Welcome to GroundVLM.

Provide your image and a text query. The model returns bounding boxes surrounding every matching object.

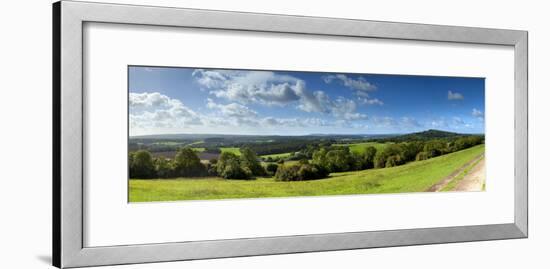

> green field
[260,152,292,159]
[220,147,241,155]
[333,142,389,154]
[129,145,484,202]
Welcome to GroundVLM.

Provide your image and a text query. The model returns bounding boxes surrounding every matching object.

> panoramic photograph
[128,66,485,202]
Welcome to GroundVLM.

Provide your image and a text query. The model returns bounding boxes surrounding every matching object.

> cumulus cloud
[193,69,301,106]
[331,97,368,120]
[323,74,383,106]
[129,92,202,129]
[193,69,367,121]
[206,99,258,119]
[447,90,464,100]
[130,92,176,108]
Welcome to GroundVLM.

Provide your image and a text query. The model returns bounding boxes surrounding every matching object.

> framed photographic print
[53,1,528,268]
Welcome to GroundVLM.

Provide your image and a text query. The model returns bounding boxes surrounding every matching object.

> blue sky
[129,66,484,136]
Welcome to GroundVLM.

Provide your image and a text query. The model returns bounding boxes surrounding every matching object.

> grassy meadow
[333,142,390,154]
[130,144,484,202]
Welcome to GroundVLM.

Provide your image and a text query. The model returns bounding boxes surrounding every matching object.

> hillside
[129,145,485,201]
[371,129,479,142]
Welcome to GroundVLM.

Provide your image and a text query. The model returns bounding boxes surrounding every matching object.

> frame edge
[56,1,529,267]
[52,1,62,268]
[514,31,529,237]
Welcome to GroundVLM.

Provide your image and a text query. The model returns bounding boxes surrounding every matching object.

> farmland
[129,129,485,202]
[333,142,389,154]
[129,144,484,202]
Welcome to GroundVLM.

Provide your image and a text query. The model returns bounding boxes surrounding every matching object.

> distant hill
[372,129,478,142]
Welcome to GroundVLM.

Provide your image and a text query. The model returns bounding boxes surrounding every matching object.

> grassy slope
[129,145,484,202]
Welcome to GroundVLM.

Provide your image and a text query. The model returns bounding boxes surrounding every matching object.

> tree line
[129,147,269,180]
[273,135,484,181]
[129,135,484,182]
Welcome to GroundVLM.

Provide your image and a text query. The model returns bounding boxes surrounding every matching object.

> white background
[0,0,546,268]
[85,23,514,246]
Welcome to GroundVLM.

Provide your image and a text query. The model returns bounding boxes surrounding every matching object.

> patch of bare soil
[452,158,485,192]
[426,154,484,192]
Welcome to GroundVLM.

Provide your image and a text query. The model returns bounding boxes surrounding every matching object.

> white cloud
[472,108,484,118]
[324,74,383,107]
[296,88,330,113]
[358,96,384,106]
[129,92,202,129]
[452,117,465,125]
[204,99,342,129]
[323,74,377,92]
[130,92,176,108]
[193,69,301,106]
[447,90,464,100]
[206,99,258,119]
[193,69,367,121]
[129,92,368,135]
[331,97,368,120]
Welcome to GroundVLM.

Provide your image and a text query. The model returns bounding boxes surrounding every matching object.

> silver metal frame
[53,1,528,268]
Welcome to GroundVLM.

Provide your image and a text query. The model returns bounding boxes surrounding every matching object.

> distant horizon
[129,128,485,138]
[129,66,485,136]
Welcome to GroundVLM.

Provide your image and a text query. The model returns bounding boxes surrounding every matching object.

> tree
[173,148,206,177]
[154,157,173,178]
[362,146,377,169]
[129,150,156,178]
[423,140,446,158]
[217,152,251,180]
[312,148,328,168]
[415,151,429,161]
[401,141,424,162]
[240,148,266,176]
[374,144,404,169]
[324,148,355,172]
[385,155,402,167]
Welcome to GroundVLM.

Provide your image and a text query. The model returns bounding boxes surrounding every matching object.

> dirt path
[452,158,485,191]
[427,154,485,192]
